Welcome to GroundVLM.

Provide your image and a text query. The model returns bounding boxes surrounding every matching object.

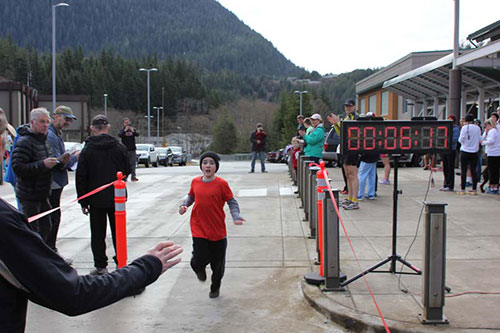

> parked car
[168,146,187,166]
[136,144,159,168]
[156,147,173,166]
[64,141,83,153]
[266,151,277,163]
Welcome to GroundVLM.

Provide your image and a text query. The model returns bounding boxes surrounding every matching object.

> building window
[403,100,408,114]
[360,98,365,114]
[381,91,389,116]
[369,95,376,114]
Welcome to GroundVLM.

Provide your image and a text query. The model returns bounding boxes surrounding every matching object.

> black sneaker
[209,289,220,298]
[196,269,207,282]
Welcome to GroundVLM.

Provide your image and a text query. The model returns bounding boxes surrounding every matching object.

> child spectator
[291,137,301,178]
[179,152,245,298]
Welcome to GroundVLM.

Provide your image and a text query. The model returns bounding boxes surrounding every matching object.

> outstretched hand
[234,218,245,225]
[179,205,187,215]
[147,241,183,274]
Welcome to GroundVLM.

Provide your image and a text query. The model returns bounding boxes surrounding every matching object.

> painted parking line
[237,189,268,197]
[279,187,294,196]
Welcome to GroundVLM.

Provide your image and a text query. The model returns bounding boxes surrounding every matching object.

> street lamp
[177,126,182,147]
[139,67,158,143]
[52,2,70,112]
[294,90,308,116]
[103,93,108,117]
[153,106,163,139]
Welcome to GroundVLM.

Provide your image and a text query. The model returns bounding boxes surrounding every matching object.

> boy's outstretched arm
[179,194,194,215]
[227,198,245,225]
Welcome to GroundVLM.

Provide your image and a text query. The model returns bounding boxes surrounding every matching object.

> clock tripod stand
[340,155,421,287]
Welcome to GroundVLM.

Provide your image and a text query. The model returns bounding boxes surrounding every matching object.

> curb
[300,280,477,333]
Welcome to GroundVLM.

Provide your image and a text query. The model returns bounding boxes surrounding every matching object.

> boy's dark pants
[191,237,227,292]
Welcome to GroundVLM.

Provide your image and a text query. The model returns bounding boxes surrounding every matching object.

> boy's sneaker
[90,267,108,276]
[379,179,391,185]
[365,195,375,200]
[340,200,352,208]
[343,202,359,210]
[209,289,220,298]
[357,195,364,201]
[195,269,207,282]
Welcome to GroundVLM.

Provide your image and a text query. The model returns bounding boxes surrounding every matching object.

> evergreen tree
[210,111,238,154]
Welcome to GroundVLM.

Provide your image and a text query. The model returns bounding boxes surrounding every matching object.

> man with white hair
[11,108,69,243]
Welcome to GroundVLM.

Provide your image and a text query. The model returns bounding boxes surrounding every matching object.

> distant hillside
[0,0,305,78]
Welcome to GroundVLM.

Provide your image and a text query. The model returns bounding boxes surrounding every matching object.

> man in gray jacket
[47,106,79,254]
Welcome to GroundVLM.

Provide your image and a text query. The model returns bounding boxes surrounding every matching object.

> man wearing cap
[76,115,131,275]
[11,108,70,242]
[47,106,79,255]
[329,99,360,210]
[298,113,325,163]
[249,123,267,173]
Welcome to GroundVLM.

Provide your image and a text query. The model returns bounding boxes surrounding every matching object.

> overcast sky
[216,0,500,75]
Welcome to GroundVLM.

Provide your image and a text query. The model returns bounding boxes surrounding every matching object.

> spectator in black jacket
[249,123,267,173]
[118,118,139,181]
[11,108,70,243]
[76,115,131,275]
[0,198,183,332]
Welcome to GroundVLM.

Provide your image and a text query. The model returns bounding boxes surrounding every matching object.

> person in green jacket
[298,113,325,164]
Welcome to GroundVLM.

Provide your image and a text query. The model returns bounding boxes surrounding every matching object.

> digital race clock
[340,120,453,155]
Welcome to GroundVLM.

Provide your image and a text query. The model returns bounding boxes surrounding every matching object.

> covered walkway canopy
[382,21,500,121]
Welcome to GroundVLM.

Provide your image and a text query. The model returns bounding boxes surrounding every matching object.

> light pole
[177,126,182,148]
[294,90,308,116]
[153,106,163,139]
[103,93,108,117]
[52,2,69,112]
[139,67,158,143]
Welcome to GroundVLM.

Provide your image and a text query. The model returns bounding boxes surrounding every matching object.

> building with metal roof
[355,20,500,122]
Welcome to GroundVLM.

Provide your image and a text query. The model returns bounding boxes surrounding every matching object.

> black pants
[89,206,117,269]
[488,156,500,187]
[191,237,227,292]
[460,151,478,190]
[47,188,63,251]
[442,150,456,190]
[19,197,52,244]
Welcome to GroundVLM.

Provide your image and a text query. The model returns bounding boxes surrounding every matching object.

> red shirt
[189,176,234,241]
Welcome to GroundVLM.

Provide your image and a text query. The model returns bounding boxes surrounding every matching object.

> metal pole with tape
[419,202,449,325]
[114,171,128,268]
[315,162,329,276]
[308,166,320,239]
[322,187,346,290]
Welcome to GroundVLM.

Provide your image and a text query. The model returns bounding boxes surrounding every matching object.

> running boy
[179,151,245,298]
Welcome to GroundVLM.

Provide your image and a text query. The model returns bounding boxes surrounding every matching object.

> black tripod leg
[396,256,421,274]
[341,257,392,287]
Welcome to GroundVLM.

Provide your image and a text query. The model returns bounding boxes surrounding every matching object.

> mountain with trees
[0,0,305,78]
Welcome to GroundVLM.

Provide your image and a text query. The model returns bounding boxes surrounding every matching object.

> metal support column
[322,188,346,290]
[419,202,449,325]
[308,166,320,239]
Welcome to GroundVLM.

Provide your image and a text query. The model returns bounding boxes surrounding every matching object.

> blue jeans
[358,161,376,198]
[251,151,266,172]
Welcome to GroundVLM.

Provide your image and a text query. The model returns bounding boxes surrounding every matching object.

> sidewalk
[299,165,500,332]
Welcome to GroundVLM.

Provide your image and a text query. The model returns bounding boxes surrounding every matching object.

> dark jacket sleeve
[118,128,125,138]
[11,137,50,178]
[0,200,162,317]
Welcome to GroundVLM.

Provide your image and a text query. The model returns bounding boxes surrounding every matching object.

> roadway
[0,161,345,332]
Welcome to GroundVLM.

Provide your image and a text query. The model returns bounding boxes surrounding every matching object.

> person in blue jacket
[298,113,325,164]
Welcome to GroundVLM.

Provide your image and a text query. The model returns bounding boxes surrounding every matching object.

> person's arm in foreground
[0,200,182,316]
